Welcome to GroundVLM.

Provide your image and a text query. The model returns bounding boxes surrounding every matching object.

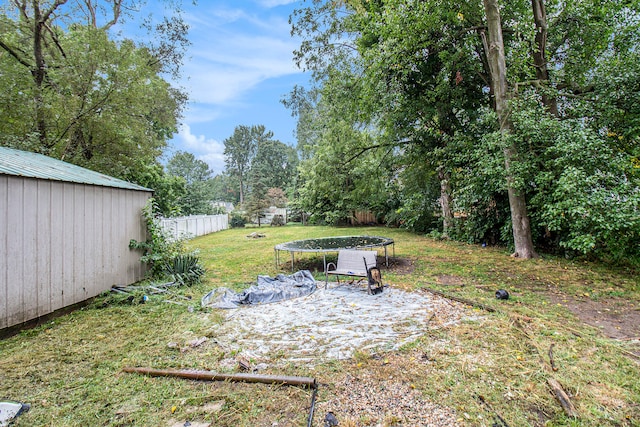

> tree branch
[0,39,32,68]
[41,0,69,24]
[43,22,66,59]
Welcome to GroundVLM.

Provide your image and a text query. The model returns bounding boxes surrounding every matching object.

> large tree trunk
[531,0,558,116]
[482,0,537,258]
[438,167,453,238]
[239,176,245,205]
[32,6,49,149]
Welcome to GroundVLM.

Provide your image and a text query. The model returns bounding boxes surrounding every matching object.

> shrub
[271,214,285,226]
[164,254,205,287]
[230,212,248,228]
[130,198,206,285]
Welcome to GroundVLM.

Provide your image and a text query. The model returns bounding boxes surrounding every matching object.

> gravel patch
[211,283,469,364]
[207,283,470,426]
[316,374,463,427]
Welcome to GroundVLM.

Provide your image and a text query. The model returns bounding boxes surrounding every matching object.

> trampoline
[274,235,395,271]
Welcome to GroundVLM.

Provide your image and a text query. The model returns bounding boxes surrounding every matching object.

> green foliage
[164,254,205,287]
[165,151,217,215]
[129,199,206,282]
[526,118,640,263]
[0,2,188,179]
[223,125,299,207]
[287,0,640,265]
[229,212,248,228]
[123,160,185,217]
[271,214,285,226]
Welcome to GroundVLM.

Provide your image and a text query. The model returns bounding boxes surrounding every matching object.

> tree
[481,0,537,258]
[209,172,240,203]
[123,160,185,217]
[166,151,215,215]
[223,124,296,205]
[251,139,299,192]
[289,0,640,263]
[223,125,258,205]
[167,151,212,185]
[0,0,189,178]
[267,188,288,208]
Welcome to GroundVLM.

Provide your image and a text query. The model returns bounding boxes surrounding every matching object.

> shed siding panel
[62,182,74,308]
[73,185,85,304]
[105,188,117,286]
[0,175,150,331]
[0,176,8,329]
[22,178,38,322]
[94,187,105,293]
[49,181,65,313]
[36,180,52,317]
[111,189,125,285]
[6,177,25,326]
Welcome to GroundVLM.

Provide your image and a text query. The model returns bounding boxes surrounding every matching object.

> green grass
[1,224,639,426]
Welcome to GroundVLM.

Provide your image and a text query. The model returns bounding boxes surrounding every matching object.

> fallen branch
[124,366,318,427]
[123,366,317,389]
[420,287,496,312]
[548,343,558,372]
[476,395,510,427]
[547,378,579,418]
[511,315,580,419]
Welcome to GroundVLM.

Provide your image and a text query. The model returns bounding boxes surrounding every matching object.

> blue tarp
[201,270,317,309]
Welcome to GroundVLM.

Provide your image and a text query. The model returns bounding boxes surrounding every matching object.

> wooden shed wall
[0,175,151,330]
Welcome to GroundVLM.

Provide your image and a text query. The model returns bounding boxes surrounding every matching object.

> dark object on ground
[495,289,510,300]
[548,378,579,418]
[477,395,510,427]
[367,265,384,295]
[201,270,316,309]
[324,411,339,427]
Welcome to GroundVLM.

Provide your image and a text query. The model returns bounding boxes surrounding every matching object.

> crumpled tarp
[0,401,30,427]
[201,270,317,309]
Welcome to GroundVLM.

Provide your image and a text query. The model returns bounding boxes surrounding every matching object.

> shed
[0,147,153,332]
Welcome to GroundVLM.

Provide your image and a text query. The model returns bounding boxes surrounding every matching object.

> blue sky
[159,0,309,175]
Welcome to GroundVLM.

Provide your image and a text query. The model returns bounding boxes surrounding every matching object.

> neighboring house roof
[0,147,152,192]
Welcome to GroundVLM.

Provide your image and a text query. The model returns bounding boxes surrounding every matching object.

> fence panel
[159,214,229,240]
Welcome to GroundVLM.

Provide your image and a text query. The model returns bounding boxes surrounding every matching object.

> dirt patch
[546,292,640,340]
[437,274,466,286]
[385,256,415,275]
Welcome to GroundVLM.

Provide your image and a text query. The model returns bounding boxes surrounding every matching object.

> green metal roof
[0,147,152,192]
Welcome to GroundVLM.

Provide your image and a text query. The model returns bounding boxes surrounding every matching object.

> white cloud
[178,6,302,106]
[168,2,306,167]
[174,124,226,174]
[256,0,299,7]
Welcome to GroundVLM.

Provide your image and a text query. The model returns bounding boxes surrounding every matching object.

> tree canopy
[223,124,299,208]
[287,0,640,264]
[0,0,189,181]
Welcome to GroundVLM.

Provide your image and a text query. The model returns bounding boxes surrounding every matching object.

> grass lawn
[1,224,638,426]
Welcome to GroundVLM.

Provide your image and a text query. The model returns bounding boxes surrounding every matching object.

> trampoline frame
[274,235,395,272]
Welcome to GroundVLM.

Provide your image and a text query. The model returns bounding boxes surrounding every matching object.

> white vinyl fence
[159,214,228,240]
